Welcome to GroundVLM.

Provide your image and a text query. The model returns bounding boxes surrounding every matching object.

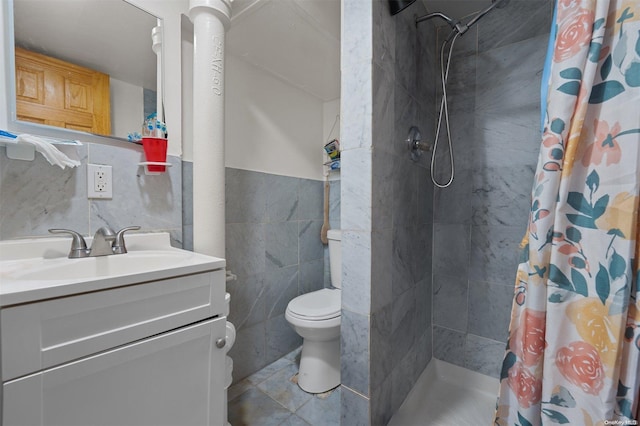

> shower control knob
[405,126,429,162]
[216,338,226,348]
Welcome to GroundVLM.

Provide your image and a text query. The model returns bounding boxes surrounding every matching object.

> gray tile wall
[341,0,436,423]
[0,143,182,244]
[380,0,436,421]
[182,165,331,382]
[431,0,553,378]
[340,0,374,420]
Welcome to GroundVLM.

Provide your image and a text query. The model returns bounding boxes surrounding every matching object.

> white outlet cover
[87,164,113,199]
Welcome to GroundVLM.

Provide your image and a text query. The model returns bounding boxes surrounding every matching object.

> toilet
[285,229,341,393]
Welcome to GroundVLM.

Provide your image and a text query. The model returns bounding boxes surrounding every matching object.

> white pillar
[188,0,231,259]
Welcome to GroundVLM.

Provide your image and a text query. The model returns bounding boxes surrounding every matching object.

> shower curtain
[495,0,640,425]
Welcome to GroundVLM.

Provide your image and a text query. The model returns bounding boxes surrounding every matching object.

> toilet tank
[327,230,341,289]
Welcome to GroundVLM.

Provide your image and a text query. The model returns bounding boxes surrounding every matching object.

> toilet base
[297,336,340,394]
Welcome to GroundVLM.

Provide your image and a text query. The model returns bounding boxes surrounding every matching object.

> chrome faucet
[48,228,89,258]
[49,226,140,258]
[89,227,117,257]
[112,226,141,254]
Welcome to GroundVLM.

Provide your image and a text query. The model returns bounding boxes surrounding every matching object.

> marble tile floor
[228,347,341,426]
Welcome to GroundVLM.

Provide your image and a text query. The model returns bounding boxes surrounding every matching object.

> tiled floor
[229,351,498,426]
[228,348,341,426]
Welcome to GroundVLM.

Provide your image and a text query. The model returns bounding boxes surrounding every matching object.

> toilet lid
[287,288,341,320]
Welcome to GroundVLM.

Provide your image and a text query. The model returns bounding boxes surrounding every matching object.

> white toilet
[285,229,341,393]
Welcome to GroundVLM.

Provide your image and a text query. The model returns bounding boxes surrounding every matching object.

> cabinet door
[15,47,111,135]
[3,317,227,426]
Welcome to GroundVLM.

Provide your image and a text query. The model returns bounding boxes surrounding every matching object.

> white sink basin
[4,250,194,281]
[0,232,225,306]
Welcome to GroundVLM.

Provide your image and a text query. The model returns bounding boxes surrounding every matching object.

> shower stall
[339,0,553,423]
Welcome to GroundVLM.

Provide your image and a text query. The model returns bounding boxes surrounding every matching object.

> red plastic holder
[142,137,168,173]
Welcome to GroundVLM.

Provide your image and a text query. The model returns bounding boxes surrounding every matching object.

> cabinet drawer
[2,269,225,381]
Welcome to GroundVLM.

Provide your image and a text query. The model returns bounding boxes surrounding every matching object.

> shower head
[492,0,510,8]
[389,0,417,15]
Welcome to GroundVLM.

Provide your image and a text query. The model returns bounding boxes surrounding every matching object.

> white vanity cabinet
[3,317,226,426]
[0,235,229,426]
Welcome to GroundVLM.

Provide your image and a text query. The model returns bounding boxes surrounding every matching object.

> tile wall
[431,0,553,378]
[182,164,338,382]
[340,0,436,423]
[0,142,182,244]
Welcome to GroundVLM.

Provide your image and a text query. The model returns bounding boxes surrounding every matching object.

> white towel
[14,134,81,169]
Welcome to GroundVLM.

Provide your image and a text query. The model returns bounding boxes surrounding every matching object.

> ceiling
[227,0,341,102]
[226,0,494,102]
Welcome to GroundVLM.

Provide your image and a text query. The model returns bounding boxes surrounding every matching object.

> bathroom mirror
[6,0,161,142]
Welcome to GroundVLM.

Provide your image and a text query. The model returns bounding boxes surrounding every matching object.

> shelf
[138,161,172,167]
[323,159,340,170]
[138,161,172,176]
[0,133,82,161]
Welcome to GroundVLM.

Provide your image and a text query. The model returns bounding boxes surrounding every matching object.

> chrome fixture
[405,126,430,162]
[411,0,510,187]
[48,228,89,258]
[89,227,117,257]
[112,226,143,254]
[49,226,141,258]
[414,0,510,31]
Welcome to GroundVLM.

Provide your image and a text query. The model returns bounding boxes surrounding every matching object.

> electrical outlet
[87,164,113,199]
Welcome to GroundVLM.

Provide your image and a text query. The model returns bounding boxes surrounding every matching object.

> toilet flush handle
[216,338,226,349]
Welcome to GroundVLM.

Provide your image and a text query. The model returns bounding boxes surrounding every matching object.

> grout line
[341,384,370,400]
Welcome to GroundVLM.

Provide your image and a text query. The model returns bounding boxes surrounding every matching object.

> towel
[13,134,81,169]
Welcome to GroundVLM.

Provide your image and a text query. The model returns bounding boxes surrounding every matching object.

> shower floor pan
[388,359,499,426]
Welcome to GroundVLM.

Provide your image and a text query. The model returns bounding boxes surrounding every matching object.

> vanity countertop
[0,232,225,307]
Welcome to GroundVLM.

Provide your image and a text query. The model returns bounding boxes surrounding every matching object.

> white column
[188,0,231,259]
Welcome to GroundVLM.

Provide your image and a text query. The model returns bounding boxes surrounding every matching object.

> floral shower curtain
[495,0,640,425]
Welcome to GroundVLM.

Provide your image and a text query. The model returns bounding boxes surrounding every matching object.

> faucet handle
[113,226,141,254]
[48,229,89,258]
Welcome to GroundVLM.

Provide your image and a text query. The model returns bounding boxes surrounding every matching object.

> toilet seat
[286,288,341,321]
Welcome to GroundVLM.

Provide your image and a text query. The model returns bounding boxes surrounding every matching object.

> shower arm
[415,12,468,40]
[416,0,505,37]
[465,1,501,29]
[452,0,508,36]
[415,12,456,28]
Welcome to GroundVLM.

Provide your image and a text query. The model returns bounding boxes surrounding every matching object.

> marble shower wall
[340,0,436,424]
[182,164,334,382]
[0,143,182,243]
[431,0,553,378]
